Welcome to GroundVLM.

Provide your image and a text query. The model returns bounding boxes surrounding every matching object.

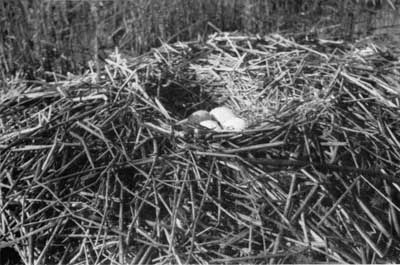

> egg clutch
[186,106,247,132]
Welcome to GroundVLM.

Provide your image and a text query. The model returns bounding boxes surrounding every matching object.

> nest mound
[1,33,400,264]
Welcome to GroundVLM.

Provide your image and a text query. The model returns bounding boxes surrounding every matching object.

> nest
[1,32,400,264]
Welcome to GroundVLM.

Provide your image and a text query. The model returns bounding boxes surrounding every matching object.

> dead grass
[1,32,400,264]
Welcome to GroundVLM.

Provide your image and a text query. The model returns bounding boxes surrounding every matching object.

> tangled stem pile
[1,33,400,264]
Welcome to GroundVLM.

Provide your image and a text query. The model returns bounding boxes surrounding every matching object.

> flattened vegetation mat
[1,33,400,264]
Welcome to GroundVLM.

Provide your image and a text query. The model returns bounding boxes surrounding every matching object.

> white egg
[199,120,221,131]
[209,106,237,125]
[222,117,247,131]
[188,110,212,124]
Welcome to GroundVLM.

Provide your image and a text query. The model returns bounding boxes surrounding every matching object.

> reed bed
[1,32,400,264]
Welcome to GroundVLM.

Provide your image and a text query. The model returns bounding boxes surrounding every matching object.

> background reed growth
[1,0,399,79]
